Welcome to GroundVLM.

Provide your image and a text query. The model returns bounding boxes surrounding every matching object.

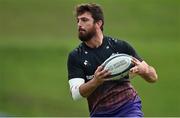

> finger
[95,66,104,73]
[130,66,138,73]
[98,68,109,77]
[101,71,111,79]
[131,59,138,66]
[131,57,140,65]
[131,69,138,73]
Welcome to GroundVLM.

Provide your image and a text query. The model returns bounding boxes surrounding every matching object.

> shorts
[91,96,144,117]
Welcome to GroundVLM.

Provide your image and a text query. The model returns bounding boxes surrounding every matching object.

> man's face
[77,12,96,41]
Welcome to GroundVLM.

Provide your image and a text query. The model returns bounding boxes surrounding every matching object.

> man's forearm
[141,66,158,83]
[79,78,102,97]
[79,66,110,97]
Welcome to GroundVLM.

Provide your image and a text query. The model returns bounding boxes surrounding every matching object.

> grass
[0,38,89,116]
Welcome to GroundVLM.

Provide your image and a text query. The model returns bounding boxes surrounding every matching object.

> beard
[78,26,96,42]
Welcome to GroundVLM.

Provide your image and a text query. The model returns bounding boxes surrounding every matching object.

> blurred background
[0,0,179,116]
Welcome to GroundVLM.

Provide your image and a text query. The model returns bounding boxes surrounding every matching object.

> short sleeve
[67,52,85,80]
[121,40,143,62]
[113,39,143,62]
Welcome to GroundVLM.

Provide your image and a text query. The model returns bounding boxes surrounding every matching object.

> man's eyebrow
[78,17,87,19]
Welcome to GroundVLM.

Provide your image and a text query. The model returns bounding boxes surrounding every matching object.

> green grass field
[0,0,179,116]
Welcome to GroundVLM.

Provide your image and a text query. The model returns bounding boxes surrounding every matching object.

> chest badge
[84,60,88,66]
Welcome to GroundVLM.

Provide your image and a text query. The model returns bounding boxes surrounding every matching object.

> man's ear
[95,20,103,29]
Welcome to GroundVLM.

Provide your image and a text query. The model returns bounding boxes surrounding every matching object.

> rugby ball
[101,53,134,81]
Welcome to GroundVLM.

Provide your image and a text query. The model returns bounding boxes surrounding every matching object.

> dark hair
[75,3,104,31]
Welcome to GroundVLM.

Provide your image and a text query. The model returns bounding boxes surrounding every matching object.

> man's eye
[76,18,80,23]
[82,18,88,22]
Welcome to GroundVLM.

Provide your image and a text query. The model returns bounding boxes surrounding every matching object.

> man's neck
[84,33,104,48]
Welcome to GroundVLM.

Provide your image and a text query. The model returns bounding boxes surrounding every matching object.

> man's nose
[77,20,82,27]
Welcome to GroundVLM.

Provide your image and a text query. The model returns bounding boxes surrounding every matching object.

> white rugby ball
[101,53,134,81]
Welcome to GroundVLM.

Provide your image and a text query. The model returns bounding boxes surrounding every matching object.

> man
[67,3,158,117]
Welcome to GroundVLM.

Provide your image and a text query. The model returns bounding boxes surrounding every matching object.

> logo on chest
[83,60,89,66]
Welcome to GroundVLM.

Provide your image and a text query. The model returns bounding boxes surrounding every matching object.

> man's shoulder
[105,35,126,46]
[68,43,84,57]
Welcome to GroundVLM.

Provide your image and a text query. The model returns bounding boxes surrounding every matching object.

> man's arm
[79,66,110,97]
[69,66,110,100]
[130,57,158,83]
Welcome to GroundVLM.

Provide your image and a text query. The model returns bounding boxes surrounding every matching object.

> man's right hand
[79,66,111,98]
[93,66,111,86]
